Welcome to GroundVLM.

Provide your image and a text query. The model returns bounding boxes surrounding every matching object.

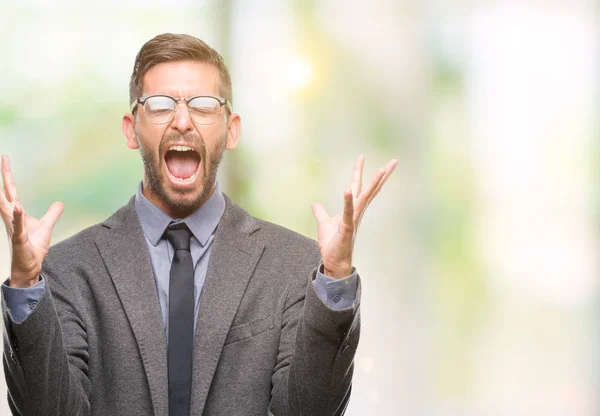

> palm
[316,213,348,272]
[25,216,54,250]
[1,156,63,284]
[312,156,398,279]
[11,214,52,272]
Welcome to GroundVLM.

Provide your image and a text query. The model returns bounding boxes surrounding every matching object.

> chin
[159,179,214,217]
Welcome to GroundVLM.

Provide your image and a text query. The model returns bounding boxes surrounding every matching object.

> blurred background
[0,0,598,414]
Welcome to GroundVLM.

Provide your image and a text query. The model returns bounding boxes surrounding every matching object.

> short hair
[129,33,232,111]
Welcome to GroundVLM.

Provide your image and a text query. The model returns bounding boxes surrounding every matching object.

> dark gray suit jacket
[2,196,360,415]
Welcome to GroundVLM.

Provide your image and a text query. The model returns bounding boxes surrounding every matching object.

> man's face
[122,60,240,218]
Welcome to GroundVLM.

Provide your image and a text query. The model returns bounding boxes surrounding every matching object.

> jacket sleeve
[269,261,362,416]
[2,263,91,416]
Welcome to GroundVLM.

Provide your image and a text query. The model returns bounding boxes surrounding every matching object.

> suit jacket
[2,195,361,416]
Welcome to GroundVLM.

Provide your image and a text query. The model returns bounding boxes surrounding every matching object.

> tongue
[165,151,200,179]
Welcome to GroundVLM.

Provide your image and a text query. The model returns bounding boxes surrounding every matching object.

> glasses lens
[188,97,221,125]
[144,96,176,124]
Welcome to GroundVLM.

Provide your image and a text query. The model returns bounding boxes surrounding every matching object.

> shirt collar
[134,182,225,247]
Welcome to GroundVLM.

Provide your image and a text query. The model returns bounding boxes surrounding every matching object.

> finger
[0,189,8,213]
[353,159,399,224]
[370,159,398,201]
[311,202,331,224]
[342,188,354,229]
[0,158,10,206]
[1,155,18,203]
[41,201,64,229]
[350,155,365,198]
[0,189,14,226]
[12,202,26,241]
[360,166,387,203]
[352,162,390,223]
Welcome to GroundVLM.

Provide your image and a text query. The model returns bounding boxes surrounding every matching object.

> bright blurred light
[359,356,375,373]
[284,56,314,91]
[468,4,598,306]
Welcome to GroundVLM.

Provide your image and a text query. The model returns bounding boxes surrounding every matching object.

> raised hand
[311,155,398,278]
[1,156,64,287]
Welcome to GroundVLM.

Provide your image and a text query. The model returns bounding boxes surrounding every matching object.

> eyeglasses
[130,95,232,125]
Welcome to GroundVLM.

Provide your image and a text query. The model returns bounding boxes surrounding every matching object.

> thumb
[41,201,64,229]
[311,202,330,224]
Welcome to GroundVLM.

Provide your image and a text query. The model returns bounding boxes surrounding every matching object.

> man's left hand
[311,155,398,279]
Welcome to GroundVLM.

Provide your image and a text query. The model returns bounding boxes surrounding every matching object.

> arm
[270,155,397,415]
[270,263,361,416]
[0,155,90,415]
[2,269,91,415]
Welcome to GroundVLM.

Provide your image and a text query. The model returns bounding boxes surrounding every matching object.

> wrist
[323,265,353,279]
[9,273,41,288]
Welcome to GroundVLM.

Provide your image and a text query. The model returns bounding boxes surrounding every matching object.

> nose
[170,101,194,134]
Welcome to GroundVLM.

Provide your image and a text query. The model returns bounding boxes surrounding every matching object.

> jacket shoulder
[255,217,318,255]
[45,197,135,268]
[224,195,320,262]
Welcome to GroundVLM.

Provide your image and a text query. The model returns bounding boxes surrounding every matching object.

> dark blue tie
[164,223,194,416]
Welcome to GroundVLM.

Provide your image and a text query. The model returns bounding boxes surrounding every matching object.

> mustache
[159,132,205,156]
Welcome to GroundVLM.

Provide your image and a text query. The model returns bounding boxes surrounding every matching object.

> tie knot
[163,222,192,251]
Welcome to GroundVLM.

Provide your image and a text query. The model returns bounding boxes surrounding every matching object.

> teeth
[169,145,194,152]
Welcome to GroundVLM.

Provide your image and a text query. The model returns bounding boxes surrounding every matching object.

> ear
[225,113,241,150]
[122,113,139,150]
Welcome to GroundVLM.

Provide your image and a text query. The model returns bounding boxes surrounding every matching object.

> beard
[137,131,226,217]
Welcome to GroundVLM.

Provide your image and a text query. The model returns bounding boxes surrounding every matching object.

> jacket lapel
[190,197,264,415]
[95,198,168,416]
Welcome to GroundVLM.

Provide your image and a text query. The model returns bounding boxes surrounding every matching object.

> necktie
[164,223,194,416]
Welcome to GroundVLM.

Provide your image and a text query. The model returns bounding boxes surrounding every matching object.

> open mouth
[164,145,201,184]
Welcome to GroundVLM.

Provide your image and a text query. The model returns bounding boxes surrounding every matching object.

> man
[0,34,397,415]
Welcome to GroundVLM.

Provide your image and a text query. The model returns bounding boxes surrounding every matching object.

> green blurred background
[1,1,598,415]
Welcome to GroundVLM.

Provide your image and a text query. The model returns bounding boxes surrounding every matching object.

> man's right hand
[1,155,64,288]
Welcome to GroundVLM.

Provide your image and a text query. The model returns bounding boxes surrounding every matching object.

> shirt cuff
[312,263,358,310]
[1,276,46,323]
